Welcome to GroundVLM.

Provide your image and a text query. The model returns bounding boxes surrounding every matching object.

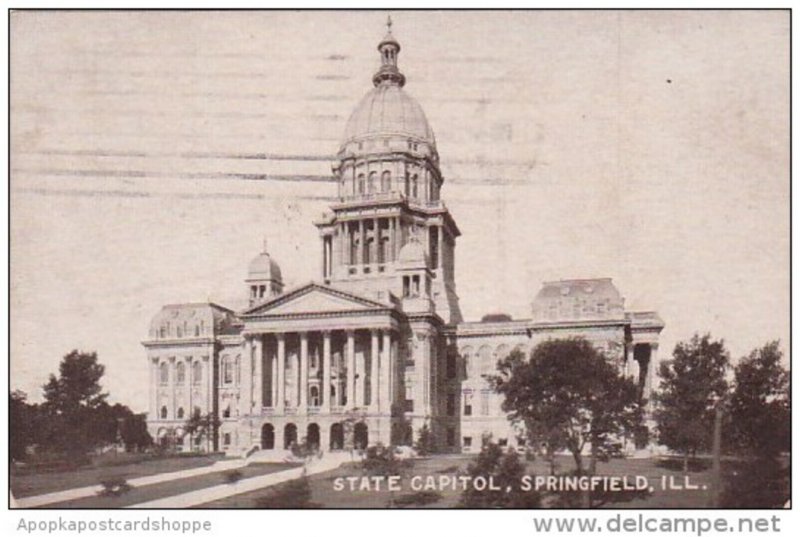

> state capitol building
[144,23,664,456]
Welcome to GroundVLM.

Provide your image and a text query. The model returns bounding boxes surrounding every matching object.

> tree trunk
[570,449,591,508]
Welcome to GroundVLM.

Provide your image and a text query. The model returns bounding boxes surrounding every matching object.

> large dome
[341,84,436,148]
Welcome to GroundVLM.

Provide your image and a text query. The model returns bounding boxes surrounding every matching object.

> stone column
[149,357,158,420]
[390,217,396,262]
[370,330,380,410]
[300,332,309,412]
[393,217,400,260]
[358,220,365,265]
[240,338,253,416]
[346,330,355,409]
[276,334,286,412]
[322,331,332,411]
[269,352,276,407]
[168,356,176,419]
[355,348,364,408]
[204,353,213,415]
[186,357,193,419]
[645,344,658,402]
[437,226,444,270]
[253,336,262,411]
[373,217,380,264]
[629,346,640,387]
[381,331,392,412]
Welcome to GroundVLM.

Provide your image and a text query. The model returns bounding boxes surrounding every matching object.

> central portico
[237,283,402,451]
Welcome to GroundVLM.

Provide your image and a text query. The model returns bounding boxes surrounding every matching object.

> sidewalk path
[14,459,248,508]
[128,454,348,508]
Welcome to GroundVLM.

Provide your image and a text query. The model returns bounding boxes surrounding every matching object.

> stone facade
[144,23,664,455]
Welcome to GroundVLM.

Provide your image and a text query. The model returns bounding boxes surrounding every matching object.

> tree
[95,403,153,452]
[458,438,541,508]
[10,390,39,461]
[184,409,220,452]
[414,423,434,455]
[720,341,790,508]
[653,334,729,471]
[727,341,789,457]
[41,350,109,455]
[489,339,643,479]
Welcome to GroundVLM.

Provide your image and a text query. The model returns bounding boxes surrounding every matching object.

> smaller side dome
[398,237,429,267]
[248,252,282,283]
[246,241,284,305]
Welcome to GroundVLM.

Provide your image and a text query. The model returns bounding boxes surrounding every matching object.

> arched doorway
[307,423,320,450]
[330,423,344,450]
[284,423,298,449]
[354,422,369,450]
[261,424,275,450]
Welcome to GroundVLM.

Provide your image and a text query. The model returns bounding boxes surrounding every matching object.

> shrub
[224,470,243,484]
[255,477,320,508]
[97,476,132,497]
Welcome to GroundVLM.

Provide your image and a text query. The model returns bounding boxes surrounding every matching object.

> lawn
[11,453,225,499]
[199,454,755,509]
[42,462,298,508]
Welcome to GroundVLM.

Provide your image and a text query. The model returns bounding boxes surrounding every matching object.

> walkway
[127,452,350,508]
[13,451,349,509]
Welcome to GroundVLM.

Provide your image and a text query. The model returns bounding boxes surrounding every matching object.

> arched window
[192,361,202,385]
[177,407,185,419]
[176,362,186,383]
[310,386,320,407]
[222,356,233,385]
[460,346,474,379]
[494,344,510,363]
[160,406,168,419]
[411,175,418,198]
[478,345,493,377]
[357,174,365,194]
[381,171,391,192]
[159,362,169,385]
[368,171,377,193]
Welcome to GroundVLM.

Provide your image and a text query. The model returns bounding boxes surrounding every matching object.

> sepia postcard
[8,9,790,512]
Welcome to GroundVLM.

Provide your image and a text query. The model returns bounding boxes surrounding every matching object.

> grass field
[44,462,297,508]
[10,453,224,499]
[14,452,787,509]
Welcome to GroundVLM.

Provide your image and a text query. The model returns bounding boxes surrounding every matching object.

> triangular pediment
[243,283,388,317]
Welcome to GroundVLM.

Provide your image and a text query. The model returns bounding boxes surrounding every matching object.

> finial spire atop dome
[373,15,405,88]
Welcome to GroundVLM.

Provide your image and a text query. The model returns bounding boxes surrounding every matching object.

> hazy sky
[10,11,789,412]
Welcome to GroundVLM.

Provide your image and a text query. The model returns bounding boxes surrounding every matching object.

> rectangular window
[480,392,490,416]
[404,399,414,412]
[446,353,456,379]
[446,393,456,416]
[463,436,472,449]
[463,393,473,416]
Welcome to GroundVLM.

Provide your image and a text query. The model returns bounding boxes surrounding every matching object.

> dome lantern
[373,15,406,88]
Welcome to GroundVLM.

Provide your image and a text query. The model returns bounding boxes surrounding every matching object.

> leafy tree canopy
[728,340,789,457]
[653,334,729,467]
[490,338,643,475]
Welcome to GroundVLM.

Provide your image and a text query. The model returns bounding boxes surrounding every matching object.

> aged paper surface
[9,10,789,511]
